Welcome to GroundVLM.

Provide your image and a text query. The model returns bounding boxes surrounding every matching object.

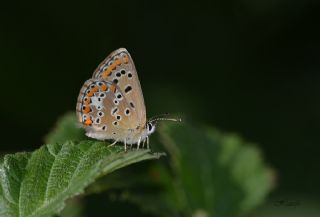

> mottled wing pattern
[76,79,138,141]
[92,48,146,128]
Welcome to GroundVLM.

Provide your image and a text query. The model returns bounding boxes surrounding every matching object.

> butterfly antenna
[148,113,169,122]
[151,117,182,123]
[149,113,182,123]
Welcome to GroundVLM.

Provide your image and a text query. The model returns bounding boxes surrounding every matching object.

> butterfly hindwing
[92,48,146,128]
[76,79,138,141]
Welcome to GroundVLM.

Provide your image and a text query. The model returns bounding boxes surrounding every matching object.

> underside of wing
[76,79,140,141]
[91,48,146,127]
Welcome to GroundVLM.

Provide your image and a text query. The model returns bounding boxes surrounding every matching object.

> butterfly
[76,48,180,150]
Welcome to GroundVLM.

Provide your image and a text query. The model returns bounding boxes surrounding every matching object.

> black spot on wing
[125,86,132,93]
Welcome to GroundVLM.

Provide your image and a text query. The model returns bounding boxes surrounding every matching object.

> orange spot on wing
[83,97,90,105]
[123,55,129,64]
[92,86,99,92]
[100,84,108,91]
[102,56,125,79]
[87,86,98,97]
[87,91,94,97]
[84,117,93,126]
[83,106,91,113]
[101,59,122,79]
[115,58,121,65]
[102,68,112,79]
[111,61,117,70]
[110,84,116,93]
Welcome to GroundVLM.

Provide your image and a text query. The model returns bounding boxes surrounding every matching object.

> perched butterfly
[76,48,179,150]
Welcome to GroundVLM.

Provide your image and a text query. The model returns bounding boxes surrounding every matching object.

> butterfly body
[76,48,157,148]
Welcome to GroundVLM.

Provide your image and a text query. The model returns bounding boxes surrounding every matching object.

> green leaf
[107,162,181,217]
[158,122,274,217]
[45,112,86,144]
[0,141,164,217]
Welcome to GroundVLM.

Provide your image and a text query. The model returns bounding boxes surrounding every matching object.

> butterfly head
[146,114,181,136]
[146,121,156,135]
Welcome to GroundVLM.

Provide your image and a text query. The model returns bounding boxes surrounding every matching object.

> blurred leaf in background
[118,122,274,217]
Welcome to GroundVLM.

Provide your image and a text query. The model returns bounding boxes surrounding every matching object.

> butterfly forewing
[92,48,146,128]
[76,79,138,141]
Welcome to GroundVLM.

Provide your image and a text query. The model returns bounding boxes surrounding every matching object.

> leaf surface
[0,141,163,217]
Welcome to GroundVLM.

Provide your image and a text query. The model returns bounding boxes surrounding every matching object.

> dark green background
[1,0,319,215]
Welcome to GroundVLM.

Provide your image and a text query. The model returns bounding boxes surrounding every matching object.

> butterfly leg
[147,136,150,149]
[124,138,127,152]
[108,139,118,147]
[137,137,141,150]
[142,139,146,149]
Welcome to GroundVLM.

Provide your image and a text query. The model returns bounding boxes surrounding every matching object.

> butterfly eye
[147,123,155,133]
